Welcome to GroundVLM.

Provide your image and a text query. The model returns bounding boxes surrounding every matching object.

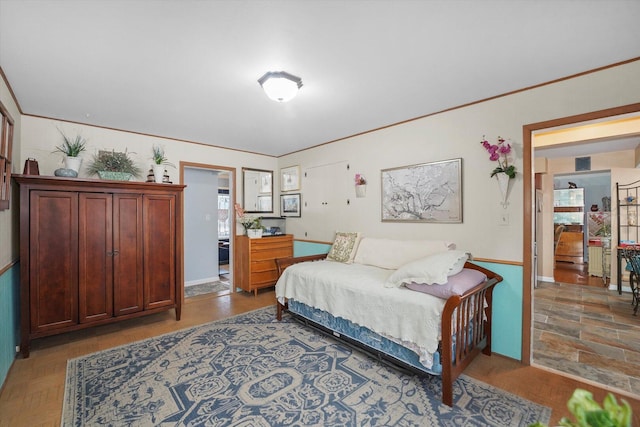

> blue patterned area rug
[62,306,550,426]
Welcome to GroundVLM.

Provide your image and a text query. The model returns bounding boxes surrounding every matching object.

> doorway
[525,103,640,397]
[551,172,612,288]
[181,162,235,298]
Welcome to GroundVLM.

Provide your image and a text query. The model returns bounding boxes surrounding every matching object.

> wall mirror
[242,168,273,213]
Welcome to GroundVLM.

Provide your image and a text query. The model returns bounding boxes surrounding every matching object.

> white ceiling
[1,0,639,157]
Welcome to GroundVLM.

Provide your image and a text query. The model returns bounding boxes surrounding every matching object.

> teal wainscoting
[0,263,19,389]
[293,240,331,257]
[475,261,523,361]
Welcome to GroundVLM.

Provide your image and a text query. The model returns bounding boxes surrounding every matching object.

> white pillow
[353,238,455,269]
[326,231,362,263]
[385,250,469,287]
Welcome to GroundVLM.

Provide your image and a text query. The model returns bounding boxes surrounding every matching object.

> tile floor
[534,281,640,396]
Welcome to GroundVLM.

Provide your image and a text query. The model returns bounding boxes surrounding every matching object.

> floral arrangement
[480,136,517,179]
[234,203,262,231]
[355,174,366,185]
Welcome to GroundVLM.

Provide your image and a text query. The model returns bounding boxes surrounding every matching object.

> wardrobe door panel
[113,194,144,316]
[78,193,113,323]
[143,194,176,310]
[29,191,78,332]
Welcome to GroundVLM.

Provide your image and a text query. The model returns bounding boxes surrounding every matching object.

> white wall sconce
[355,173,367,198]
[258,71,303,102]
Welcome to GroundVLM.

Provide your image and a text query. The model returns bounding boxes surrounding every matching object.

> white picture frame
[381,158,462,223]
[280,165,300,192]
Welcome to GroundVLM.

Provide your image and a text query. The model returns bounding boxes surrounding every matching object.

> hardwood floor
[554,261,608,287]
[1,289,639,426]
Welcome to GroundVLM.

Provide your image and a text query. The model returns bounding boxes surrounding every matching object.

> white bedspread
[275,260,446,368]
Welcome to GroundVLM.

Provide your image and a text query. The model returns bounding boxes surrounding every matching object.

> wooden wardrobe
[14,175,185,357]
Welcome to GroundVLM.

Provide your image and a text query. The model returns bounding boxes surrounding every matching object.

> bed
[274,237,503,407]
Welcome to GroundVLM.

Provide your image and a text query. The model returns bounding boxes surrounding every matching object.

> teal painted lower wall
[0,263,19,390]
[292,241,523,361]
[474,261,523,360]
[293,240,331,257]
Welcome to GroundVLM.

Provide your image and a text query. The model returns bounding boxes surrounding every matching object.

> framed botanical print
[280,165,300,192]
[381,158,462,223]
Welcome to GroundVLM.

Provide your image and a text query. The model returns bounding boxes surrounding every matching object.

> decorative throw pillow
[385,250,469,287]
[405,268,487,299]
[326,232,362,263]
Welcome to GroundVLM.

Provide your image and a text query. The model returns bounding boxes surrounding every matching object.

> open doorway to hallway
[182,163,235,299]
[528,105,640,398]
[551,171,612,288]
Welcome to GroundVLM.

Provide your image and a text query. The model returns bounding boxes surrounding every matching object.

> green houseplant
[53,130,87,173]
[86,149,142,181]
[530,388,632,427]
[151,145,174,183]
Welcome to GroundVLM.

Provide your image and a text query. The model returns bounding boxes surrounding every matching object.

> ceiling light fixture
[258,71,303,103]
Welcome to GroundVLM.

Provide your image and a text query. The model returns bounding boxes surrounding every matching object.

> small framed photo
[258,195,272,212]
[281,193,301,217]
[280,165,300,192]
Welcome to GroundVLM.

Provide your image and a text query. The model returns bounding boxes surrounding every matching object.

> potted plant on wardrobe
[151,145,175,183]
[53,130,87,174]
[86,149,142,181]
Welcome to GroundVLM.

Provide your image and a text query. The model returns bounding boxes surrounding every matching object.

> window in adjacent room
[218,189,230,239]
[0,101,14,210]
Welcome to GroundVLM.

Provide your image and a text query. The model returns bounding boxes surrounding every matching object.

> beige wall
[7,60,640,267]
[537,151,636,281]
[279,60,640,262]
[0,74,21,269]
[13,117,279,266]
[20,115,278,198]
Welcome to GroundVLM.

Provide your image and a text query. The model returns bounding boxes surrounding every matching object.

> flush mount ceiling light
[258,71,303,102]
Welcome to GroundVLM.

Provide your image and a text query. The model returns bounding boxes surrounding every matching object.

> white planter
[495,173,512,207]
[247,229,263,238]
[65,156,82,173]
[153,164,165,183]
[355,184,366,198]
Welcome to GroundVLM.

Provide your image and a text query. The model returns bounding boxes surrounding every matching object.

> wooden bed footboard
[275,254,328,321]
[440,261,503,406]
[274,255,503,408]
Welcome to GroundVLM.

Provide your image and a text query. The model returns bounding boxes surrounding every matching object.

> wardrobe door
[113,194,144,316]
[78,193,113,323]
[143,193,176,310]
[29,190,78,332]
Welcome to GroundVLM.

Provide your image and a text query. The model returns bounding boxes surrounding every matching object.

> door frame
[180,161,236,288]
[522,102,640,364]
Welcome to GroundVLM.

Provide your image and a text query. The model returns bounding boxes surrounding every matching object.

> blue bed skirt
[288,299,442,375]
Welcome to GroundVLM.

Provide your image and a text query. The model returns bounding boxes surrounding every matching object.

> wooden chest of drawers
[555,231,584,264]
[234,234,293,295]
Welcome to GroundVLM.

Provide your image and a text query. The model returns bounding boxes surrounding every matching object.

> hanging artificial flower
[234,203,262,231]
[480,136,517,179]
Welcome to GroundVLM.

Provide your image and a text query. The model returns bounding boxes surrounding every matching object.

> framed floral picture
[381,158,462,223]
[281,193,301,217]
[280,165,300,192]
